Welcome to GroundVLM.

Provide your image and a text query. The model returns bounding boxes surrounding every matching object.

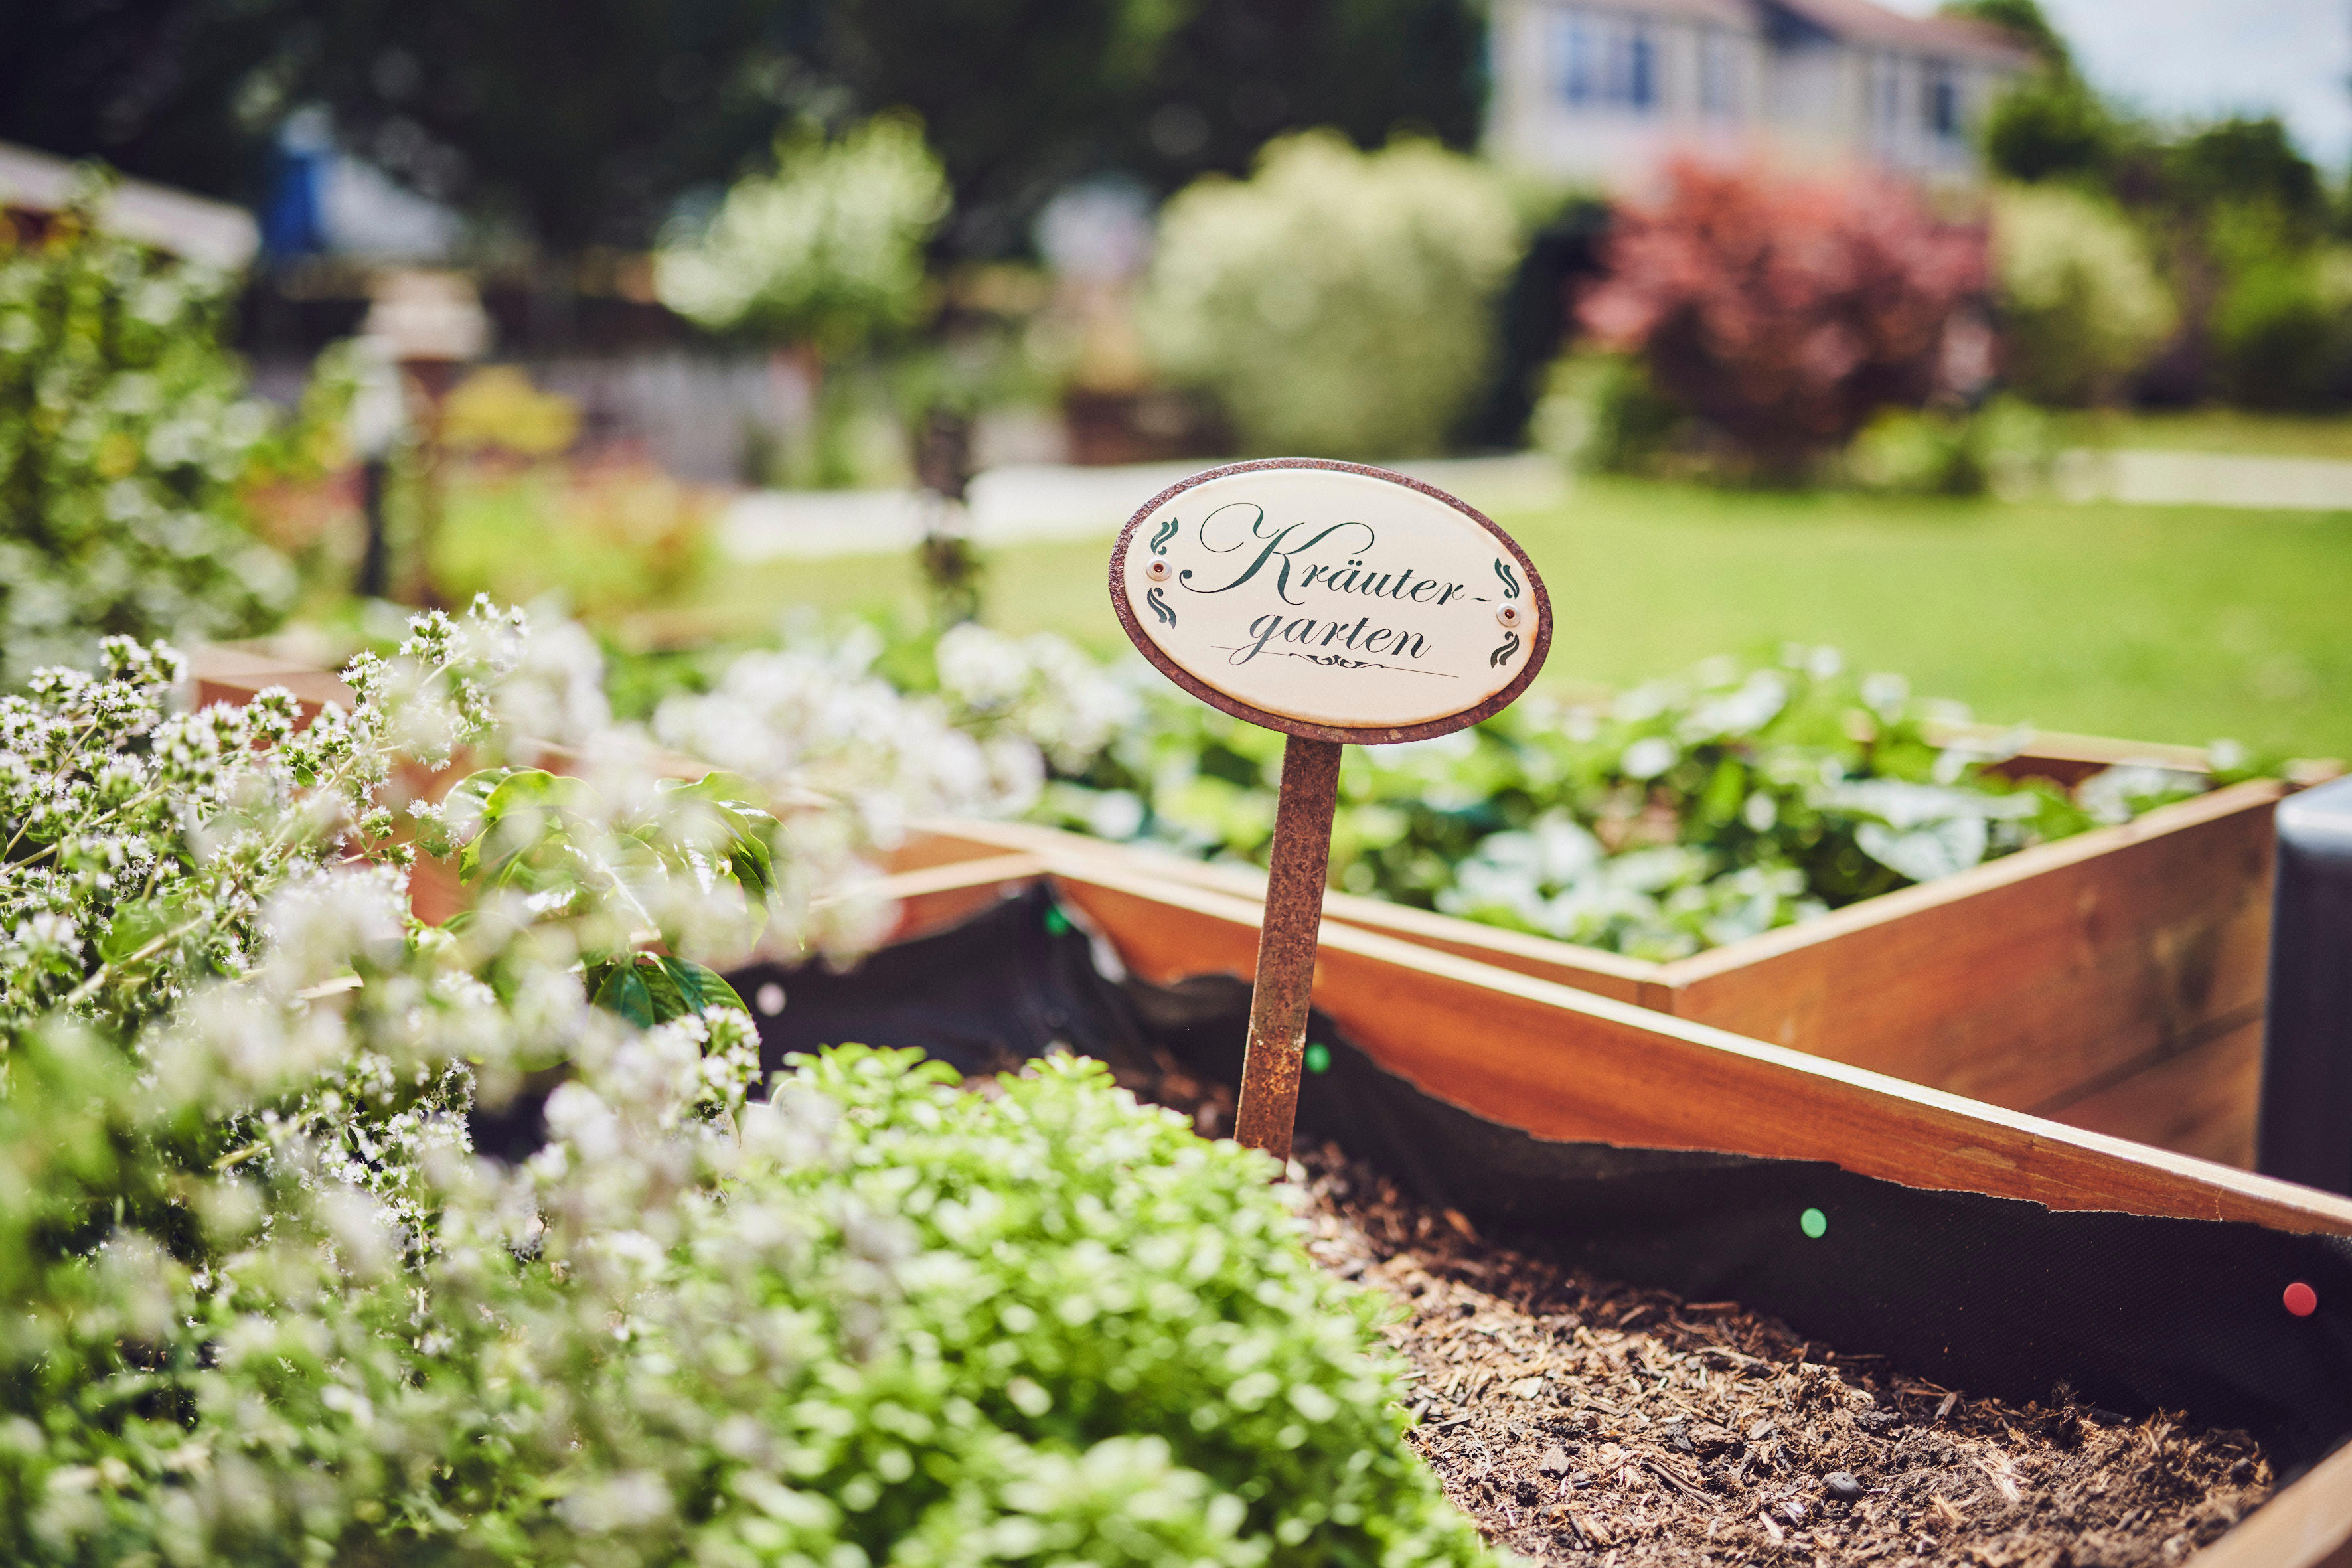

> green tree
[2165,116,2327,234]
[1948,0,2128,187]
[3,0,1486,262]
[1940,0,2069,68]
[1981,73,2122,185]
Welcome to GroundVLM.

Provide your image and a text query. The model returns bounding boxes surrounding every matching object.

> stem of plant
[1233,734,1343,1166]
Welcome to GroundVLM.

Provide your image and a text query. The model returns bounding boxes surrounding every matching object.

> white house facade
[1485,0,2034,189]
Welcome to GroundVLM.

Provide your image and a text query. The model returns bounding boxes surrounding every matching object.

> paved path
[718,446,2352,564]
[719,453,1570,562]
[2053,448,2352,512]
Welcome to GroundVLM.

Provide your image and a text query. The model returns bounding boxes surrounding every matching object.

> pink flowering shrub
[1578,159,1988,473]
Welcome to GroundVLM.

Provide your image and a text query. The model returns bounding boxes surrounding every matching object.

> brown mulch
[1098,1044,2276,1564]
[1287,1138,2273,1568]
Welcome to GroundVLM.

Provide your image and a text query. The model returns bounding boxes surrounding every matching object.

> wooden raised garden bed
[826,846,2352,1567]
[190,647,2308,1168]
[898,738,2301,1170]
[187,647,2352,1561]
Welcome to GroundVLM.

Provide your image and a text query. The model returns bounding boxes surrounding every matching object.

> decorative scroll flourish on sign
[1110,459,1549,743]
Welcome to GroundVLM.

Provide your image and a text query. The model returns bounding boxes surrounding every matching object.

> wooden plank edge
[1929,720,2215,774]
[1656,777,2286,988]
[2030,1004,2266,1118]
[907,816,1664,993]
[2187,1440,2352,1568]
[912,783,2284,1007]
[1038,857,2352,1240]
[814,854,1047,909]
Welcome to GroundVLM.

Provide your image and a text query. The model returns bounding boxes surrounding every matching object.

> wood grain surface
[911,775,2283,1165]
[1040,854,2352,1239]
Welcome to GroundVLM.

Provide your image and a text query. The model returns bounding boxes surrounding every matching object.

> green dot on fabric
[1043,906,1071,936]
[1304,1042,1332,1075]
[1800,1208,1828,1239]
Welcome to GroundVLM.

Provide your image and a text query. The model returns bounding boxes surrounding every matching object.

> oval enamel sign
[1109,459,1550,743]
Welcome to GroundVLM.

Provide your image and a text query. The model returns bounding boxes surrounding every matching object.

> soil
[1289,1139,2274,1568]
[1111,1038,2274,1565]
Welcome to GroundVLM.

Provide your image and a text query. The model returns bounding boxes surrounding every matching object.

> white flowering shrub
[930,621,1141,776]
[1142,133,1519,458]
[1993,184,2177,406]
[0,175,295,688]
[653,623,1063,848]
[655,116,949,355]
[0,603,1491,1568]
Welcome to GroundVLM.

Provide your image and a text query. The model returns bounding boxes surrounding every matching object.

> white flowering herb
[0,601,1496,1568]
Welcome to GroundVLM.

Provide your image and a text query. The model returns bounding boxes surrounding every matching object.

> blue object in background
[2259,773,2352,1196]
[260,110,334,260]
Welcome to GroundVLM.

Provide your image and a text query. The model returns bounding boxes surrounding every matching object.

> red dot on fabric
[2284,1282,2319,1318]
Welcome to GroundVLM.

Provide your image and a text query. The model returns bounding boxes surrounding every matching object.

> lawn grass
[680,476,2352,763]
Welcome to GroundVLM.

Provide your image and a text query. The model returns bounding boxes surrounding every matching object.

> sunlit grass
[683,476,2352,762]
[2063,407,2352,462]
[426,457,2352,763]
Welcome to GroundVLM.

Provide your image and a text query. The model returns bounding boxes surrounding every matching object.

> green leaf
[589,958,657,1028]
[98,900,168,964]
[657,957,747,1018]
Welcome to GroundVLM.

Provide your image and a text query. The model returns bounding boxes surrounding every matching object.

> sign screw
[1496,603,1522,628]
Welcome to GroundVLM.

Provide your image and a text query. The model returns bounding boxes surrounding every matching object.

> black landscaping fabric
[730,883,2352,1478]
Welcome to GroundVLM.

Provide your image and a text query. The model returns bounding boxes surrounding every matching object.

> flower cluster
[0,613,499,1036]
[929,621,1141,778]
[650,623,1121,954]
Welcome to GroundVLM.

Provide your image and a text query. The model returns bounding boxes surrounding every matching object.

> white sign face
[1111,461,1548,740]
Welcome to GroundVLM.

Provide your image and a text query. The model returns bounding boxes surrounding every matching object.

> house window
[1552,8,1660,112]
[1867,52,1903,143]
[1699,27,1741,118]
[1926,62,1960,139]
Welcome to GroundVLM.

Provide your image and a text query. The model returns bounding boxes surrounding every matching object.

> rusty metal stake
[1233,734,1344,1164]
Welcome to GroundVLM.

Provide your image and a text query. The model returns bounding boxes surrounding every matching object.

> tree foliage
[1,0,1486,258]
[1991,184,2175,406]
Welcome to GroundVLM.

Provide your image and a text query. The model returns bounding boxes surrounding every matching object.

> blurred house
[1486,0,2033,188]
[0,139,259,268]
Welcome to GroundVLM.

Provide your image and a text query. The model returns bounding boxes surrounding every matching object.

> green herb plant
[1036,646,2221,961]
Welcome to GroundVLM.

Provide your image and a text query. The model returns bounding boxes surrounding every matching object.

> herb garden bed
[898,748,2291,1169]
[737,861,2352,1568]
